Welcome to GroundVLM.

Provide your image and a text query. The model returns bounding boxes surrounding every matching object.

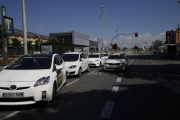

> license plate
[2,93,24,98]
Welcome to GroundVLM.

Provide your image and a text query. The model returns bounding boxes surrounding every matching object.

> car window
[83,53,87,59]
[88,55,99,58]
[108,55,124,59]
[6,56,52,69]
[80,53,84,59]
[56,55,63,65]
[54,57,60,65]
[62,54,79,61]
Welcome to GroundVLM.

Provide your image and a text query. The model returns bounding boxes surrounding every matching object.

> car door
[80,53,86,71]
[82,53,88,69]
[100,54,105,65]
[54,56,63,88]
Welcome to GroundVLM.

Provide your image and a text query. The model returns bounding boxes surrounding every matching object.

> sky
[1,0,180,48]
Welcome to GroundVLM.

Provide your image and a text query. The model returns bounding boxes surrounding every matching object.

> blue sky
[1,0,180,48]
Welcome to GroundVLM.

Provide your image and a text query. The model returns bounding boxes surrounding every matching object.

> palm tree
[11,38,21,55]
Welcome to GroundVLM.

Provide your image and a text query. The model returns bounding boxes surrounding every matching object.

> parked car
[104,53,128,72]
[0,54,67,105]
[88,53,106,67]
[62,52,89,77]
[103,53,110,59]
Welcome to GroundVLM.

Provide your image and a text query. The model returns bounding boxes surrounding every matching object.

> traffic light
[135,32,138,37]
[166,31,170,36]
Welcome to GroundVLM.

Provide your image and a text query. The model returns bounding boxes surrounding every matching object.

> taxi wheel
[78,68,82,77]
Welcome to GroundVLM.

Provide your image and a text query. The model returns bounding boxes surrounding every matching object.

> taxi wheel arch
[50,81,57,102]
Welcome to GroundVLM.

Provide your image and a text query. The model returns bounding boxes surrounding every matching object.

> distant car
[104,53,128,72]
[88,53,106,67]
[103,53,110,59]
[62,52,89,77]
[0,54,67,105]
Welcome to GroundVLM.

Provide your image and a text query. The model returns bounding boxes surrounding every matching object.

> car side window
[56,55,63,65]
[83,53,87,59]
[54,57,60,65]
[80,53,84,59]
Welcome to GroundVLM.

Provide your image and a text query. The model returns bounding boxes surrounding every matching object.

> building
[89,38,101,52]
[166,28,180,49]
[50,30,89,52]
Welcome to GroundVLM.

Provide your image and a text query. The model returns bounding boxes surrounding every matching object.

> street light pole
[176,24,179,51]
[37,24,44,51]
[116,24,119,50]
[22,0,27,54]
[100,6,106,53]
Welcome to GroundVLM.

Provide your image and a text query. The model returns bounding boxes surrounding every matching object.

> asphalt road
[0,51,180,120]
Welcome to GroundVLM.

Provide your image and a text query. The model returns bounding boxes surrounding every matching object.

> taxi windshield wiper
[27,54,42,68]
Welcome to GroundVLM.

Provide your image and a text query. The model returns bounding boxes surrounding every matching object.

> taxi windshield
[62,54,79,61]
[6,56,52,69]
[88,55,99,58]
[108,55,124,59]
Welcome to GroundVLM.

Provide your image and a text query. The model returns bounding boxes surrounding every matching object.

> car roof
[23,54,54,57]
[64,52,81,54]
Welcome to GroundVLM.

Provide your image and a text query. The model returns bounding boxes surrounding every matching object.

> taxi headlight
[95,59,99,62]
[69,65,77,69]
[34,76,50,87]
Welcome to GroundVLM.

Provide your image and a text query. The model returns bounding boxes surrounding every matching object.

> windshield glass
[6,56,52,69]
[103,54,109,56]
[62,54,79,61]
[108,55,124,59]
[88,55,99,58]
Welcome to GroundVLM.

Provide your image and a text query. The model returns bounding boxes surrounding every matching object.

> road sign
[4,16,14,35]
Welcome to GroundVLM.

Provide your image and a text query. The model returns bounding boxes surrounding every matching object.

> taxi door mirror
[56,65,63,70]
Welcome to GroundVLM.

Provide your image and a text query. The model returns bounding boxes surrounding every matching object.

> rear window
[108,55,124,59]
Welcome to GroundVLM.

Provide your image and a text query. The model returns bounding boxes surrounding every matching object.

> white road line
[116,78,122,82]
[128,59,134,65]
[92,72,98,75]
[65,79,80,86]
[157,75,170,84]
[100,101,114,118]
[87,71,95,75]
[99,72,102,75]
[0,111,20,120]
[111,86,119,93]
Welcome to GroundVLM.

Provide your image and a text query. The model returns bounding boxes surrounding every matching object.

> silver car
[104,53,128,72]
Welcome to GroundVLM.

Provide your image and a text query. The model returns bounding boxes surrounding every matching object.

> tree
[35,39,43,51]
[11,38,21,55]
[153,40,163,50]
[27,41,33,54]
[47,36,58,43]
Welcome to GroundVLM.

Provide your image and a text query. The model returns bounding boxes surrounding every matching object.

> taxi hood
[0,69,49,82]
[64,61,79,68]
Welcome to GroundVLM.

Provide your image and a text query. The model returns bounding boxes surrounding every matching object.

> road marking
[128,59,134,65]
[100,101,114,118]
[65,79,80,86]
[1,111,20,120]
[111,86,119,93]
[87,71,95,75]
[116,78,122,82]
[92,72,98,75]
[157,75,170,84]
[99,72,102,75]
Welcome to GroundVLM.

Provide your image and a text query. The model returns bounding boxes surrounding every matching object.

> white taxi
[62,52,89,77]
[88,53,106,67]
[0,54,66,105]
[104,53,128,72]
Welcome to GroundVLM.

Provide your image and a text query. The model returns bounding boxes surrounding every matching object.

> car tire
[86,65,90,72]
[64,74,67,85]
[78,68,82,77]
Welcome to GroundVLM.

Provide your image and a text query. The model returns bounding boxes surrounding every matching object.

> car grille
[0,97,34,102]
[107,63,120,65]
[0,87,30,90]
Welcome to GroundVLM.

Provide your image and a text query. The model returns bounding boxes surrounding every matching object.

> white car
[88,54,106,67]
[0,54,67,105]
[104,53,128,72]
[62,52,89,77]
[103,53,110,59]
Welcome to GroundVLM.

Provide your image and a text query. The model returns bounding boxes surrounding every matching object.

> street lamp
[116,24,119,50]
[175,24,179,51]
[100,6,106,53]
[37,24,44,51]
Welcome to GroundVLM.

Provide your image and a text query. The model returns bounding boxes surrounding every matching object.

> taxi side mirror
[56,65,63,70]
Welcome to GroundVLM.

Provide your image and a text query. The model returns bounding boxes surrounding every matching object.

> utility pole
[22,0,27,54]
[116,24,119,50]
[1,6,8,66]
